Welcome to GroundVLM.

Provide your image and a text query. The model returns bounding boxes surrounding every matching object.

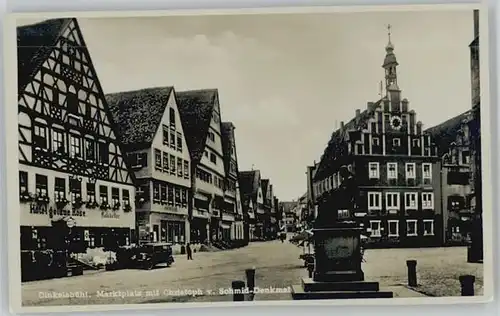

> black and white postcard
[4,3,493,313]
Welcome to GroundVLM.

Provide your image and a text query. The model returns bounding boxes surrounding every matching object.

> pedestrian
[186,243,193,260]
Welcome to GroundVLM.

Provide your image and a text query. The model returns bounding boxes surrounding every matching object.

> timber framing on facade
[17,18,136,252]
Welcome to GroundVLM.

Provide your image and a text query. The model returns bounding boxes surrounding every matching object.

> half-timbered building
[221,122,245,245]
[312,30,443,248]
[17,19,136,253]
[106,87,192,249]
[176,89,229,244]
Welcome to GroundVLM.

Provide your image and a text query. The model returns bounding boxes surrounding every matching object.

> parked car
[133,242,175,270]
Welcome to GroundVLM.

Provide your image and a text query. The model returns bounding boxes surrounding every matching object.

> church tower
[382,25,402,109]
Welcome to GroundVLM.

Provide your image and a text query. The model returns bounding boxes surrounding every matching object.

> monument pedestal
[291,222,393,300]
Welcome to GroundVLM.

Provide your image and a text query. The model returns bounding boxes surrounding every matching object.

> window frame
[154,149,162,170]
[35,174,48,197]
[385,192,400,210]
[162,124,169,145]
[33,122,48,149]
[406,219,418,237]
[369,220,382,237]
[177,157,183,178]
[404,192,418,210]
[368,162,380,179]
[405,162,416,179]
[422,192,434,209]
[367,192,382,211]
[388,220,399,237]
[19,171,28,195]
[387,162,398,179]
[423,219,435,236]
[422,163,432,180]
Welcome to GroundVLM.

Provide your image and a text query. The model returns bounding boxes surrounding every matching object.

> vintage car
[133,242,175,270]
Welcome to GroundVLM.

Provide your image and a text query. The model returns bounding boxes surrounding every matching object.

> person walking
[186,243,193,260]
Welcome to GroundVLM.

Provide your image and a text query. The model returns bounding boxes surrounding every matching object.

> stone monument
[291,166,393,299]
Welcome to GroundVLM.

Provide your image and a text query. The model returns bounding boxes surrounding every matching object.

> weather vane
[387,24,392,42]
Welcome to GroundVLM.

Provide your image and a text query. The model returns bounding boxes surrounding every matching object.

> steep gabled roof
[176,89,218,164]
[314,99,382,180]
[239,170,261,202]
[17,18,72,93]
[425,110,471,157]
[261,179,270,199]
[105,87,174,151]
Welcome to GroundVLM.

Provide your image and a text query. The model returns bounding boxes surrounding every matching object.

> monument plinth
[313,222,364,283]
[291,221,393,300]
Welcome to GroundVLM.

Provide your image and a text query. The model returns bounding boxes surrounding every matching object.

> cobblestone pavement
[363,246,484,297]
[21,242,484,307]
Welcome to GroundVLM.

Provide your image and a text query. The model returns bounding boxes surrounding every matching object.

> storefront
[20,200,135,251]
[191,192,211,244]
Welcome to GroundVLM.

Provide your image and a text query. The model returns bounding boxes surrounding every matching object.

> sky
[18,9,474,201]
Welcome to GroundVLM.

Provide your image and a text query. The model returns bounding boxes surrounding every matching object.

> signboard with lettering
[101,210,120,219]
[30,203,48,215]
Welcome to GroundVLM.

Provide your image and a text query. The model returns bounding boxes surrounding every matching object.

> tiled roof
[105,87,174,151]
[425,110,471,157]
[239,170,261,201]
[314,99,382,181]
[17,18,72,93]
[176,89,218,164]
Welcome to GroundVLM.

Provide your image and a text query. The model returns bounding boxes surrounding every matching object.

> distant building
[239,170,265,240]
[312,29,443,248]
[177,89,228,244]
[107,87,192,249]
[261,179,276,239]
[280,201,298,233]
[17,19,136,253]
[220,122,245,244]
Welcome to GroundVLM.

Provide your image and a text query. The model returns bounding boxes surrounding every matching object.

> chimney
[340,121,345,131]
[473,9,479,38]
[355,109,361,118]
[367,102,374,110]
